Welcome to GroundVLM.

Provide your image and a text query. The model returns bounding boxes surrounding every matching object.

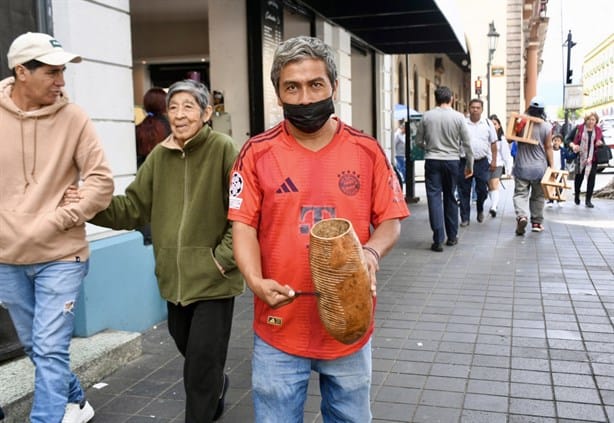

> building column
[525,41,539,109]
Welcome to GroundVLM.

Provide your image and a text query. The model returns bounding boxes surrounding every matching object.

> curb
[0,330,142,422]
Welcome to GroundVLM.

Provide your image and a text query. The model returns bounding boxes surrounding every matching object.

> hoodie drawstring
[19,115,39,192]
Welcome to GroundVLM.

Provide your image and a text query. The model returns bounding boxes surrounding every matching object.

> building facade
[0,0,548,337]
[584,33,614,119]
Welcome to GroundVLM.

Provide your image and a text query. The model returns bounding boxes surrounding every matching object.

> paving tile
[469,366,510,382]
[463,393,508,413]
[556,401,607,422]
[384,373,427,389]
[460,409,508,423]
[67,183,614,423]
[418,389,464,408]
[509,398,556,417]
[552,372,597,388]
[371,401,415,421]
[511,369,551,385]
[510,382,553,400]
[374,386,421,404]
[412,405,460,422]
[423,376,467,392]
[554,386,601,404]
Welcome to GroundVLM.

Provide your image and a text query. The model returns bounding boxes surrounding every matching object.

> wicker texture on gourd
[309,218,372,344]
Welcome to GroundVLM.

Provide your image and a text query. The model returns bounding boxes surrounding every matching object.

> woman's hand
[60,185,82,207]
[572,144,580,153]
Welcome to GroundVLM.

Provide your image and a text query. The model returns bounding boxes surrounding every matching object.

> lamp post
[486,21,500,116]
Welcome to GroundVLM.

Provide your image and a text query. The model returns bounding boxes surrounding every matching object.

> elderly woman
[570,112,604,207]
[68,79,243,422]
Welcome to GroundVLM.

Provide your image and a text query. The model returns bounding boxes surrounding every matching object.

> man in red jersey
[228,36,409,422]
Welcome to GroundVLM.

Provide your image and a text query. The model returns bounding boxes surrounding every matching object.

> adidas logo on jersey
[276,177,299,193]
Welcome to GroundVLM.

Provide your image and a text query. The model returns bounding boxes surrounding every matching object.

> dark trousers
[425,159,460,244]
[574,164,597,203]
[458,157,490,222]
[167,298,235,423]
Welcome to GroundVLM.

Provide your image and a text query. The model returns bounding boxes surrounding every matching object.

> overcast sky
[538,0,613,109]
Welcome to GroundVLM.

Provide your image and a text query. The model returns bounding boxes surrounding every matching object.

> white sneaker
[62,400,94,423]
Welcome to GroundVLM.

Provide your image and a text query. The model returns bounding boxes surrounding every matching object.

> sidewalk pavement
[5,175,614,422]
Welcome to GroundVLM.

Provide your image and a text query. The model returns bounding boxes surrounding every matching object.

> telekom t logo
[299,206,335,234]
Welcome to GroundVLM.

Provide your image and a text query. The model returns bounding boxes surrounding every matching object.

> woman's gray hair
[166,79,210,111]
[270,36,337,96]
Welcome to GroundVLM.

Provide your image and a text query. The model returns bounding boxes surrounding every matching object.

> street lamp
[486,21,500,116]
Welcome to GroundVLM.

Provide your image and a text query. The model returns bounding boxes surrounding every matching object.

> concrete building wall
[209,0,250,143]
[52,0,136,236]
[506,0,523,116]
[50,0,166,335]
[458,0,508,118]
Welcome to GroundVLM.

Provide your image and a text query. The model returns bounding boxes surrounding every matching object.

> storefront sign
[491,66,504,77]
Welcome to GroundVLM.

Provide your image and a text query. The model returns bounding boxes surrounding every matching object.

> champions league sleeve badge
[229,171,244,210]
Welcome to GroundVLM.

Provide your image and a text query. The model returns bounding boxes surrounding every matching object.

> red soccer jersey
[228,119,409,359]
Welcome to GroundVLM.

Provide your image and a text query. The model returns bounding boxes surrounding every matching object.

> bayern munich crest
[337,170,360,196]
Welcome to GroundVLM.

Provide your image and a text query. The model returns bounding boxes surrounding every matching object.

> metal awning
[297,0,470,68]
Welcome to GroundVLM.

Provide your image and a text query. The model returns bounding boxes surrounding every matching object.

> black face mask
[282,97,335,133]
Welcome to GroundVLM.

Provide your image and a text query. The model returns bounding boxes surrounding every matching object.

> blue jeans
[252,335,372,422]
[395,155,406,181]
[458,157,490,222]
[425,159,460,244]
[0,260,89,423]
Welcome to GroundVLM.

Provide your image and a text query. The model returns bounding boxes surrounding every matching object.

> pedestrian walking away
[487,114,513,216]
[510,96,553,235]
[416,86,473,252]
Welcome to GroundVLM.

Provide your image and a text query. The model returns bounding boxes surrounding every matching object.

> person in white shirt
[458,99,497,225]
[487,115,513,216]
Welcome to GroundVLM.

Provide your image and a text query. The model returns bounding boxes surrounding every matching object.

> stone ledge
[0,330,141,423]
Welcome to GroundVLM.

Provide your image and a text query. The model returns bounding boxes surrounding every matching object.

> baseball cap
[529,96,544,108]
[7,32,82,70]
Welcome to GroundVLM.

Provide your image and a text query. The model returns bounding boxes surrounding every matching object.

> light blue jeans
[0,260,89,423]
[252,335,372,423]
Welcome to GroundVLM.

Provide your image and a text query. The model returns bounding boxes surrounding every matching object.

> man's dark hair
[434,86,453,105]
[469,98,483,107]
[11,59,46,78]
[526,105,546,120]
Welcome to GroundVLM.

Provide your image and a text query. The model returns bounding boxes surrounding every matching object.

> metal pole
[487,58,491,116]
[404,54,418,203]
[563,30,575,138]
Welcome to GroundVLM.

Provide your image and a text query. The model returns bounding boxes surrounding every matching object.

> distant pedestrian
[416,86,473,252]
[487,115,513,217]
[458,99,497,225]
[511,97,553,235]
[394,120,406,179]
[569,112,604,208]
[135,87,171,167]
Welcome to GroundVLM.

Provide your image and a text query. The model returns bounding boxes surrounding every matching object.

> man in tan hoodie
[0,32,113,423]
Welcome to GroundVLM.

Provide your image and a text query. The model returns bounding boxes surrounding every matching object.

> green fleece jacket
[91,125,244,305]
